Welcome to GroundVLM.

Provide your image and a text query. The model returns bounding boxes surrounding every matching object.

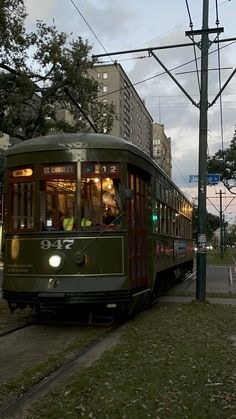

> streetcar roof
[5,133,131,154]
[5,133,153,166]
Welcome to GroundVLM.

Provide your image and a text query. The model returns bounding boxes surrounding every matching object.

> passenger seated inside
[103,203,121,225]
[103,207,116,224]
[63,216,74,231]
[81,217,92,227]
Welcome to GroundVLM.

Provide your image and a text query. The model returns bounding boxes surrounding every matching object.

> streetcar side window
[8,167,35,232]
[11,182,35,230]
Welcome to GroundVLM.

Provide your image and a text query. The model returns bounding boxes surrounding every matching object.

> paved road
[161,264,236,305]
[174,265,234,294]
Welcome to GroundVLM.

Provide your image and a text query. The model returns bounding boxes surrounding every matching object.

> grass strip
[28,302,236,419]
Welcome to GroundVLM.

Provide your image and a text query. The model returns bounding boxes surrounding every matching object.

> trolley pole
[196,0,209,302]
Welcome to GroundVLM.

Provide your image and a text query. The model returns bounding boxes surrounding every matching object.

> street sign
[189,174,221,184]
[189,175,199,183]
[207,174,221,184]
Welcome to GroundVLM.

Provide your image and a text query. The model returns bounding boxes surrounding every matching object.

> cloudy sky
[25,0,236,219]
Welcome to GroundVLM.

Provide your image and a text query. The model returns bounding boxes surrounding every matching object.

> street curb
[158,296,236,305]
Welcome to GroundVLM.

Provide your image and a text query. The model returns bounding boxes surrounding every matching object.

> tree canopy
[192,206,221,244]
[0,0,116,140]
[207,129,236,193]
[226,223,236,247]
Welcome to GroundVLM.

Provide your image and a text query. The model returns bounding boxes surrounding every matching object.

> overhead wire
[69,0,110,56]
[67,0,139,140]
[172,159,196,197]
[68,0,140,103]
[69,0,197,104]
[96,39,236,102]
[136,0,231,49]
[184,0,201,92]
[69,0,236,120]
[212,0,233,210]
[215,0,225,178]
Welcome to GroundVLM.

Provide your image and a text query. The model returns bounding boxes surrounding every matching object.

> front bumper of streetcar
[2,288,132,310]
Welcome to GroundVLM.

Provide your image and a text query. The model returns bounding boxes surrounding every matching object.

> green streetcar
[2,133,193,314]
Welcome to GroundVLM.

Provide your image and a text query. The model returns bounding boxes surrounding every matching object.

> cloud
[25,0,57,22]
[25,0,137,54]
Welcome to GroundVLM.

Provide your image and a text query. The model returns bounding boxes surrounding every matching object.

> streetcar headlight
[49,255,62,268]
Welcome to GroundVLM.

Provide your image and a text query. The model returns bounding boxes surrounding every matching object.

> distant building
[152,123,172,178]
[90,63,153,157]
[0,132,10,149]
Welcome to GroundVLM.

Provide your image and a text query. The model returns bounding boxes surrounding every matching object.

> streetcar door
[127,170,149,288]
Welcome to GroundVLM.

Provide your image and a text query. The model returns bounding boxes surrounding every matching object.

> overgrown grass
[28,302,236,419]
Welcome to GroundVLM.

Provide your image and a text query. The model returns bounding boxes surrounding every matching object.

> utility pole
[196,0,209,302]
[185,0,223,301]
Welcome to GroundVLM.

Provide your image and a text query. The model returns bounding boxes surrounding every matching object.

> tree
[192,206,221,244]
[225,223,236,247]
[207,129,236,194]
[0,0,27,67]
[0,1,116,140]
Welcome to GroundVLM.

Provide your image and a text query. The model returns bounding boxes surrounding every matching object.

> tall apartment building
[90,63,153,157]
[153,123,172,178]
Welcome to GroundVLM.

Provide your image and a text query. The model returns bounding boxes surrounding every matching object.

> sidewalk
[159,264,236,305]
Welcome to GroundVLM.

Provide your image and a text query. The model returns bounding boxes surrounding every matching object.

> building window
[103,85,108,93]
[103,72,108,79]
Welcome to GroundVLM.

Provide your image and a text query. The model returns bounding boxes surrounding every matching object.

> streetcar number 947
[41,239,75,250]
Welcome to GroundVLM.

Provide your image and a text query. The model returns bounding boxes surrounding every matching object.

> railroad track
[0,309,114,338]
[0,324,119,418]
[182,270,196,290]
[0,319,34,338]
[0,307,35,338]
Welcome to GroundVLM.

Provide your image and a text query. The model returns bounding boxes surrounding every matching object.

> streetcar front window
[81,176,122,227]
[40,179,76,231]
